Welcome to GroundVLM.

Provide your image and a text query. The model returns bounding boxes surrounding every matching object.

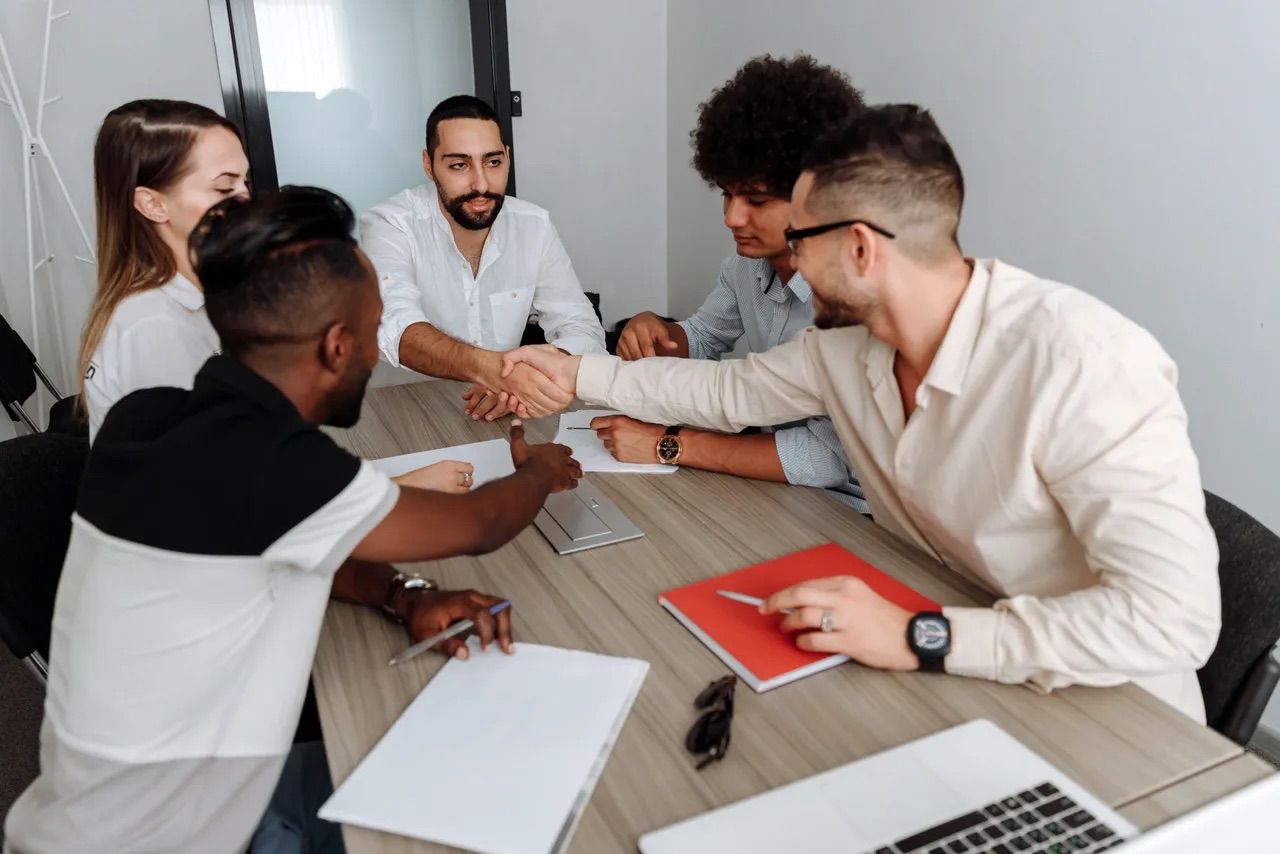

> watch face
[912,615,950,652]
[657,436,680,463]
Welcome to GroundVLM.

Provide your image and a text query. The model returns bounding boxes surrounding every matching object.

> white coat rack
[0,0,96,425]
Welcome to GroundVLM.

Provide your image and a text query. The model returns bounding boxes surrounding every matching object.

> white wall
[666,0,1280,735]
[506,0,667,329]
[0,0,224,410]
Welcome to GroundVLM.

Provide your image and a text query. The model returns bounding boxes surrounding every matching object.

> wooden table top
[314,379,1253,853]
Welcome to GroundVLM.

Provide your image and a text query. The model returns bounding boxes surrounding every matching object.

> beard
[813,294,865,330]
[811,265,871,330]
[436,180,505,231]
[325,360,374,429]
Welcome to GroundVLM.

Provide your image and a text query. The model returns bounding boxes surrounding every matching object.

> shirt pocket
[487,287,536,347]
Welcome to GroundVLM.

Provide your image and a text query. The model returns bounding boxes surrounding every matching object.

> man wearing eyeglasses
[599,55,870,513]
[499,105,1220,722]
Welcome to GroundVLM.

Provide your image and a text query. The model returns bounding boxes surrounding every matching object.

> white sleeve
[263,462,400,576]
[531,221,606,355]
[361,209,431,367]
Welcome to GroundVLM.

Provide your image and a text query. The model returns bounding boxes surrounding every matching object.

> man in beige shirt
[503,104,1220,721]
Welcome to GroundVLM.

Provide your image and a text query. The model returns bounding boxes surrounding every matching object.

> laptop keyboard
[861,782,1125,854]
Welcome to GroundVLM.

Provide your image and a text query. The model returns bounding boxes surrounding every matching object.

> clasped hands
[461,345,584,421]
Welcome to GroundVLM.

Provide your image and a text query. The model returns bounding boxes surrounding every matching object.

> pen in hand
[389,600,513,667]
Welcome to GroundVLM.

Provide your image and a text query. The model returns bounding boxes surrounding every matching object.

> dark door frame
[206,0,516,195]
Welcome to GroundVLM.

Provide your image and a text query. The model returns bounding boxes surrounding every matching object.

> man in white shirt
[499,105,1221,721]
[361,95,606,420]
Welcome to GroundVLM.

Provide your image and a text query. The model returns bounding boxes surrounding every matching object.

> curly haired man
[601,54,869,513]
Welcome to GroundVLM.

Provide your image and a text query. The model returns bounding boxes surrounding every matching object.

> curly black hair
[691,54,864,197]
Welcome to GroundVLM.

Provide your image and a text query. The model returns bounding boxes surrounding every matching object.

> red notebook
[658,543,939,692]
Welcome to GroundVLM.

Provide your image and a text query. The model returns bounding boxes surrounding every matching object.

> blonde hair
[78,99,241,398]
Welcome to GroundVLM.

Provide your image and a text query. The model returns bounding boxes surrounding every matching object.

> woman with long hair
[79,99,473,491]
[80,98,248,439]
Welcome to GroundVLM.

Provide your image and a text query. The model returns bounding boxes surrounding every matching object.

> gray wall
[667,0,1280,731]
[507,0,667,328]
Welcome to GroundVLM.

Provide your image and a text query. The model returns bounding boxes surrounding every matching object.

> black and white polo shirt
[4,356,399,854]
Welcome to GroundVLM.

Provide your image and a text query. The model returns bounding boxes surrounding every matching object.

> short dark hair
[425,94,501,153]
[802,104,965,261]
[691,54,864,197]
[190,186,368,356]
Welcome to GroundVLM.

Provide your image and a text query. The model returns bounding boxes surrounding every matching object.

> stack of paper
[370,438,514,485]
[554,410,677,475]
[319,642,649,854]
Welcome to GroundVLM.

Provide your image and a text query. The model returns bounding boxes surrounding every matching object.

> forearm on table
[677,429,786,482]
[398,322,502,385]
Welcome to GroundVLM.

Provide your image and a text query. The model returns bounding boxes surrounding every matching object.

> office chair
[0,311,86,436]
[1198,490,1280,744]
[0,431,89,684]
[519,292,604,347]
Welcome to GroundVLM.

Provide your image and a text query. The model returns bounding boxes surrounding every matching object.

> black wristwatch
[907,612,951,672]
[656,425,683,465]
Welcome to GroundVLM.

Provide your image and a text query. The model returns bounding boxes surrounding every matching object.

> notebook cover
[658,543,940,690]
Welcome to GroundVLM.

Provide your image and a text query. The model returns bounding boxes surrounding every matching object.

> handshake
[461,345,584,422]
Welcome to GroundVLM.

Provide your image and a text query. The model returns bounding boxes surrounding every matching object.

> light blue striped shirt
[678,256,869,514]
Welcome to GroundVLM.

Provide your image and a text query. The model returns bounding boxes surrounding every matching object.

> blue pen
[387,600,512,666]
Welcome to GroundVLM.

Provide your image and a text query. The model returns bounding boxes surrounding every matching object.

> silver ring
[819,610,836,633]
[461,472,473,487]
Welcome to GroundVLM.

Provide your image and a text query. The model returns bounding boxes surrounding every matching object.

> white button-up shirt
[360,184,606,367]
[576,258,1220,721]
[84,273,219,443]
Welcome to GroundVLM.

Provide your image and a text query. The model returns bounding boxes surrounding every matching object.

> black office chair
[0,311,87,436]
[0,431,89,683]
[519,292,604,347]
[1197,490,1280,744]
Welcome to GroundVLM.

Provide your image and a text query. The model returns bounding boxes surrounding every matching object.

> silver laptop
[533,480,644,554]
[1122,771,1280,851]
[640,719,1136,854]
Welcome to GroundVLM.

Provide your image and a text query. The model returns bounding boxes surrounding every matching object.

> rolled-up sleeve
[360,210,429,368]
[773,417,868,512]
[677,268,744,361]
[944,351,1220,698]
[532,222,606,355]
[577,332,827,432]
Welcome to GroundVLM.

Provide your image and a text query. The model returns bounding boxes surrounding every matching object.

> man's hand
[590,415,665,463]
[761,576,917,671]
[401,588,514,659]
[392,460,475,493]
[461,384,519,422]
[618,311,683,360]
[509,420,582,492]
[500,345,581,399]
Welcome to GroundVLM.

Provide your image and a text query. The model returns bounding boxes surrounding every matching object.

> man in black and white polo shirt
[4,187,582,854]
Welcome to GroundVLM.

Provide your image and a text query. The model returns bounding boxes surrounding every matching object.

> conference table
[315,379,1274,853]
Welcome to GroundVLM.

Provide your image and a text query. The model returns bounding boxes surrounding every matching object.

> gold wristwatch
[656,426,683,465]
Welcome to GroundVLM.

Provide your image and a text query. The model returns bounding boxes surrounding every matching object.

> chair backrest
[1198,490,1280,731]
[0,432,89,662]
[0,311,39,408]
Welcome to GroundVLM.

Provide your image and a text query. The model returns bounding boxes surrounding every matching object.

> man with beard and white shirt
[360,95,606,421]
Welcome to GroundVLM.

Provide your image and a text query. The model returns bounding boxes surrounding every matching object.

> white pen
[716,589,793,614]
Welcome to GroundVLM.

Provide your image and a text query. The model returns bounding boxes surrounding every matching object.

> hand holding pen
[392,591,515,665]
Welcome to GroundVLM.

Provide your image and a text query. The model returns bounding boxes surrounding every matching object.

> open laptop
[640,719,1135,854]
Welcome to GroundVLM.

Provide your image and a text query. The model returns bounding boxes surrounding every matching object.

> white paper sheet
[370,438,515,486]
[318,642,649,854]
[554,410,677,474]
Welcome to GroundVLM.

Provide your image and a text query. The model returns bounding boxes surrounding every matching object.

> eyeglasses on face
[784,219,896,254]
[684,675,736,770]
